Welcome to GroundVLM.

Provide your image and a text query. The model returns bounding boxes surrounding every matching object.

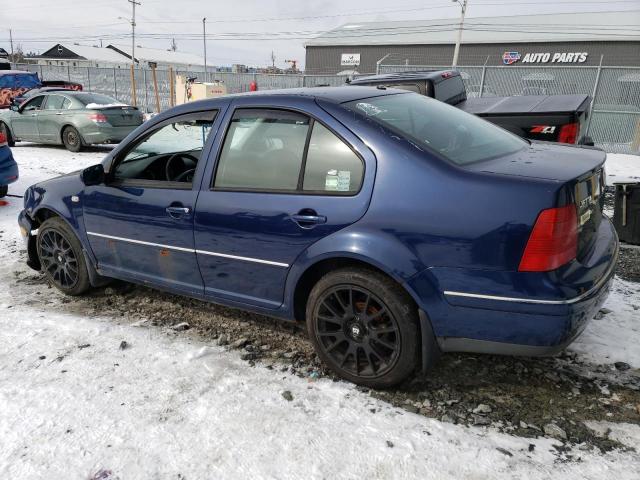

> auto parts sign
[502,51,589,64]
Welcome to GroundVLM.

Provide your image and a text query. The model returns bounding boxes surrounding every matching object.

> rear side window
[303,123,363,193]
[214,109,364,194]
[44,95,66,110]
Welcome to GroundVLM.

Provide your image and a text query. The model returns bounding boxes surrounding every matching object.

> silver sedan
[0,91,144,152]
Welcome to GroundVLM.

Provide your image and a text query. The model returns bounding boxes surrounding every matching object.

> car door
[194,98,375,309]
[83,110,220,296]
[11,95,44,141]
[37,94,71,143]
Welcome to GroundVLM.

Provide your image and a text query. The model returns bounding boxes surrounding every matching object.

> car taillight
[518,205,578,272]
[88,113,108,123]
[0,131,6,146]
[557,122,579,144]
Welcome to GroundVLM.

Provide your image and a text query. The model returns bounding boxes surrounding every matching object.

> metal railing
[11,62,640,155]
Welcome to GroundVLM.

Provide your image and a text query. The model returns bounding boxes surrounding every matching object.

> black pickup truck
[349,71,594,146]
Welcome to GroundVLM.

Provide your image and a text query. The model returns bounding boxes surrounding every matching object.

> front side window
[214,109,310,191]
[344,93,526,165]
[112,112,215,185]
[22,96,44,111]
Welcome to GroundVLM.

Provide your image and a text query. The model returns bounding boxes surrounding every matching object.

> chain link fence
[380,64,640,155]
[12,62,640,155]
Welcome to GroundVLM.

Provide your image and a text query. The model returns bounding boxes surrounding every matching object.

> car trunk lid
[464,142,605,182]
[87,105,143,127]
[467,142,606,263]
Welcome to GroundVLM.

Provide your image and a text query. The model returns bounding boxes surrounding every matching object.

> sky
[2,0,639,68]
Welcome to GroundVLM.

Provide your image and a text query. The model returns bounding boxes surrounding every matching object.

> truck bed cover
[458,94,590,117]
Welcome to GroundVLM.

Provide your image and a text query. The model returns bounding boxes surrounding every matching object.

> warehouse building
[304,10,640,74]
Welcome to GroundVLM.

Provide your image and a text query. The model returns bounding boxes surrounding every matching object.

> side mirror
[10,104,19,112]
[81,164,105,186]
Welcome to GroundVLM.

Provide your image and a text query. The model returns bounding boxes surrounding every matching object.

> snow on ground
[571,277,640,368]
[605,153,640,186]
[1,144,639,479]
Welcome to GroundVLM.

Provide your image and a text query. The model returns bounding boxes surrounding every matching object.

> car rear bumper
[81,125,140,145]
[407,217,619,354]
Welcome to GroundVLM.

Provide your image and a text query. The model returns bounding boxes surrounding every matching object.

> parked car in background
[0,70,41,109]
[0,129,18,197]
[349,71,594,146]
[0,91,144,151]
[19,87,617,387]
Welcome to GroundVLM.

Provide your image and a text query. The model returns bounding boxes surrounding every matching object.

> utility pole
[451,0,468,68]
[126,0,141,106]
[9,29,14,61]
[128,0,140,70]
[202,18,207,80]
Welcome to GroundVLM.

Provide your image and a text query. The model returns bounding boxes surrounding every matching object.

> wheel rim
[66,130,78,146]
[314,285,401,378]
[39,230,79,289]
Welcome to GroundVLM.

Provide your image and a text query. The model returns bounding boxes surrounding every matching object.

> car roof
[179,86,408,110]
[0,70,38,76]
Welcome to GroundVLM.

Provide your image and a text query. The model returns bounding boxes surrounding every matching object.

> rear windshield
[343,93,527,165]
[73,93,121,106]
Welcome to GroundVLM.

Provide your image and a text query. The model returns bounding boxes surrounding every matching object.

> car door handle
[290,214,327,226]
[166,206,191,217]
[55,112,63,115]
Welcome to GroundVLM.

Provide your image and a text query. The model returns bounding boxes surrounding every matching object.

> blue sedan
[18,87,618,387]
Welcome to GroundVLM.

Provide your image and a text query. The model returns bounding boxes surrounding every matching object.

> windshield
[343,93,527,165]
[73,93,122,106]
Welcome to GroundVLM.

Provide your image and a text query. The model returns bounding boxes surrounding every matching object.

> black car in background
[349,70,594,146]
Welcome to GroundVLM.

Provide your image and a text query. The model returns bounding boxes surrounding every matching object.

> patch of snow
[571,277,640,368]
[584,421,640,451]
[85,103,129,110]
[605,153,640,186]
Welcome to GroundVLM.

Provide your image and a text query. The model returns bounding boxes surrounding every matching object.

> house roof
[38,44,129,63]
[107,44,205,66]
[305,10,640,47]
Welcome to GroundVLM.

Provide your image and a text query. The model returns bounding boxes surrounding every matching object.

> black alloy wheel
[314,285,401,378]
[37,217,91,295]
[307,267,421,388]
[39,229,79,290]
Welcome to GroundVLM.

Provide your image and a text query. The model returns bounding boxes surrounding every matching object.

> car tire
[0,185,7,198]
[306,267,420,389]
[37,217,91,296]
[62,126,83,152]
[0,122,15,147]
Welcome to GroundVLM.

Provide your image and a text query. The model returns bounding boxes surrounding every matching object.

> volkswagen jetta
[18,87,618,387]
